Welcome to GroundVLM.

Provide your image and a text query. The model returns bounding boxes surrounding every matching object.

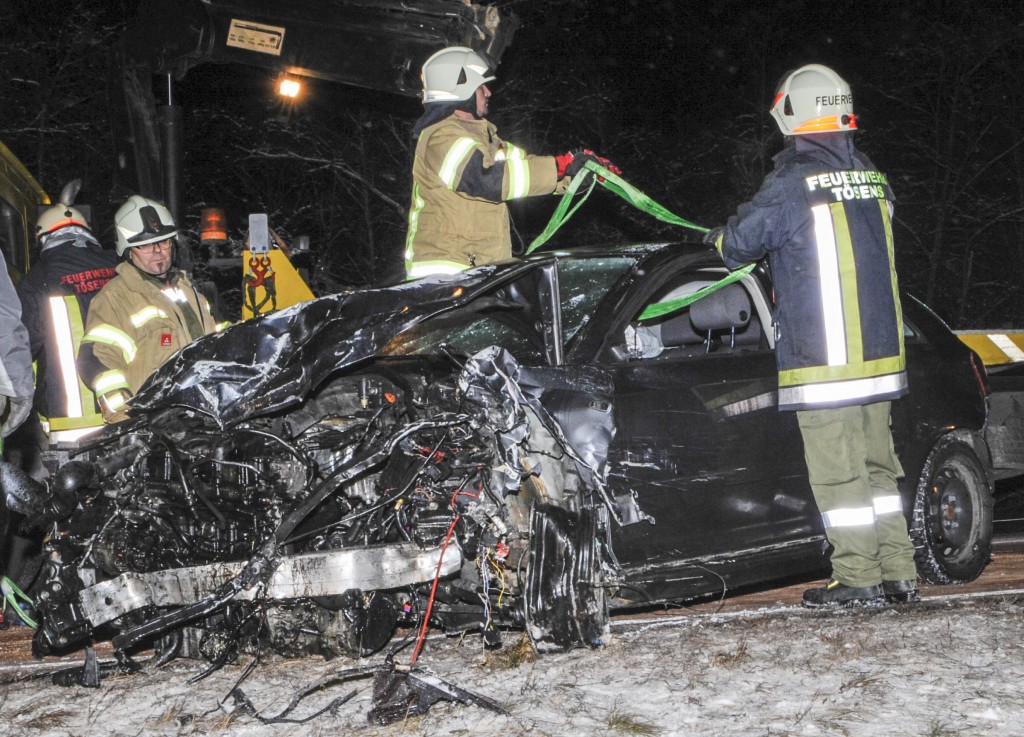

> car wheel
[910,434,992,585]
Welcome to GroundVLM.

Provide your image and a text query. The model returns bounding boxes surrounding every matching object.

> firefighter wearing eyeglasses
[78,195,228,421]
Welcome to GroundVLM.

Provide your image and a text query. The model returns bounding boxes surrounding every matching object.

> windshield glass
[380,256,636,362]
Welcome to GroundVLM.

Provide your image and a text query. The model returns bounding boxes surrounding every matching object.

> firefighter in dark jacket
[707,64,919,607]
[17,180,117,445]
[404,46,619,279]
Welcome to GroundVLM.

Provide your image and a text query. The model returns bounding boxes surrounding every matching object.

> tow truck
[956,332,1024,517]
[114,0,518,318]
[0,140,49,284]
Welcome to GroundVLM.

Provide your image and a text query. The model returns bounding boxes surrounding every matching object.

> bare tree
[0,2,125,208]
[871,6,1024,326]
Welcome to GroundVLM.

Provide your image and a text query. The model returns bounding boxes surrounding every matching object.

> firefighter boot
[882,579,920,604]
[801,579,885,608]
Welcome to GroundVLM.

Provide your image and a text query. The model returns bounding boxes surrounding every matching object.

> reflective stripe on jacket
[45,295,104,438]
[15,240,116,436]
[717,133,907,411]
[79,263,220,402]
[405,115,562,278]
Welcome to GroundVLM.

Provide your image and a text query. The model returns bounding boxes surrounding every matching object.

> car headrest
[658,312,705,347]
[690,284,751,332]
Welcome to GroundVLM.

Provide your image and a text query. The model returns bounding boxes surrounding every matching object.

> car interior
[617,276,772,361]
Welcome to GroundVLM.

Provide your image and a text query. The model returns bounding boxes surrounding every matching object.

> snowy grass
[2,597,1023,736]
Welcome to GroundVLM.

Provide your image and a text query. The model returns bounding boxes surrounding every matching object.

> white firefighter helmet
[36,179,89,239]
[770,64,857,136]
[114,195,178,256]
[421,46,495,103]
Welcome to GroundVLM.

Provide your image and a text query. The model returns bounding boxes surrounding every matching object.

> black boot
[802,579,884,608]
[882,579,920,604]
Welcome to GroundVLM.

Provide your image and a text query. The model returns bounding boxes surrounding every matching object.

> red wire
[408,481,484,665]
[410,509,460,665]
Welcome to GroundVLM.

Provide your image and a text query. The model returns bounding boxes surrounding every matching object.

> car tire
[910,434,993,585]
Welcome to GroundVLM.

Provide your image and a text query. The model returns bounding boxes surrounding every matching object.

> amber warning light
[277,76,302,99]
[200,207,228,245]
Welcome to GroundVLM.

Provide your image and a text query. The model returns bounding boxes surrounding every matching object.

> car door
[597,267,821,570]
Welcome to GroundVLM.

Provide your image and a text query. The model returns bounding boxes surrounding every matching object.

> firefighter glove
[99,389,133,423]
[0,395,32,438]
[703,226,725,249]
[555,149,622,179]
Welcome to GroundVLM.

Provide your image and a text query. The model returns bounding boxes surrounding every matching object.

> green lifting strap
[637,262,756,321]
[526,160,757,321]
[527,160,709,255]
[1,575,38,628]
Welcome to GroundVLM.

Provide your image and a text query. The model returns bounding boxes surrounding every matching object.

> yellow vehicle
[956,331,1024,368]
[0,139,49,283]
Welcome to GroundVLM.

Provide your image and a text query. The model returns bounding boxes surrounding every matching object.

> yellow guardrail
[955,331,1024,367]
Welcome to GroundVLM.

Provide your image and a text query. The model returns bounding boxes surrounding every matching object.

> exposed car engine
[3,346,616,668]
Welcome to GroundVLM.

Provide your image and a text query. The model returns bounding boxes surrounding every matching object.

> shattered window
[556,257,636,342]
[382,257,635,363]
[380,309,544,362]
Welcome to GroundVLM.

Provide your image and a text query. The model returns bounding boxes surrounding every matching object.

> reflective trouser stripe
[821,506,875,528]
[798,402,917,587]
[873,494,903,515]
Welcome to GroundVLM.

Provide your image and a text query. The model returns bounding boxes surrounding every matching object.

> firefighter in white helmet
[705,64,919,607]
[404,46,620,280]
[16,180,118,445]
[78,195,227,421]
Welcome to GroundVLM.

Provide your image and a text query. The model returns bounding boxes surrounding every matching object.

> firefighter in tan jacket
[404,47,619,280]
[78,195,226,421]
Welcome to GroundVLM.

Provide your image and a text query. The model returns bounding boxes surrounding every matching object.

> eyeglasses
[134,239,172,255]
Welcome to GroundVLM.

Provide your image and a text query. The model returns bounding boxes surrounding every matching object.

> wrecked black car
[2,243,994,665]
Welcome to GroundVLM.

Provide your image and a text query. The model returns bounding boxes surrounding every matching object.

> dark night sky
[3,0,1023,322]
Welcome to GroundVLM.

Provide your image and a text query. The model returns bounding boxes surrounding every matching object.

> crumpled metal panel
[130,263,540,426]
[524,503,608,651]
[517,363,616,489]
[78,542,462,626]
[458,346,615,495]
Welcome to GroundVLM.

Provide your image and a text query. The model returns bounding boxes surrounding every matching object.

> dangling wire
[408,477,481,665]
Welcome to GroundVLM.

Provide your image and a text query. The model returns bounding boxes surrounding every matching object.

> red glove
[555,149,622,179]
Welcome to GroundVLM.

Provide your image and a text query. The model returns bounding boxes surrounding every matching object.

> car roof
[524,240,712,265]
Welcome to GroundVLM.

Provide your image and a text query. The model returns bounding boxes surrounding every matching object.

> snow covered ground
[3,593,1024,736]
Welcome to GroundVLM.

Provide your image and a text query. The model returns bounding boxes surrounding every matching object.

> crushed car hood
[132,263,534,426]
